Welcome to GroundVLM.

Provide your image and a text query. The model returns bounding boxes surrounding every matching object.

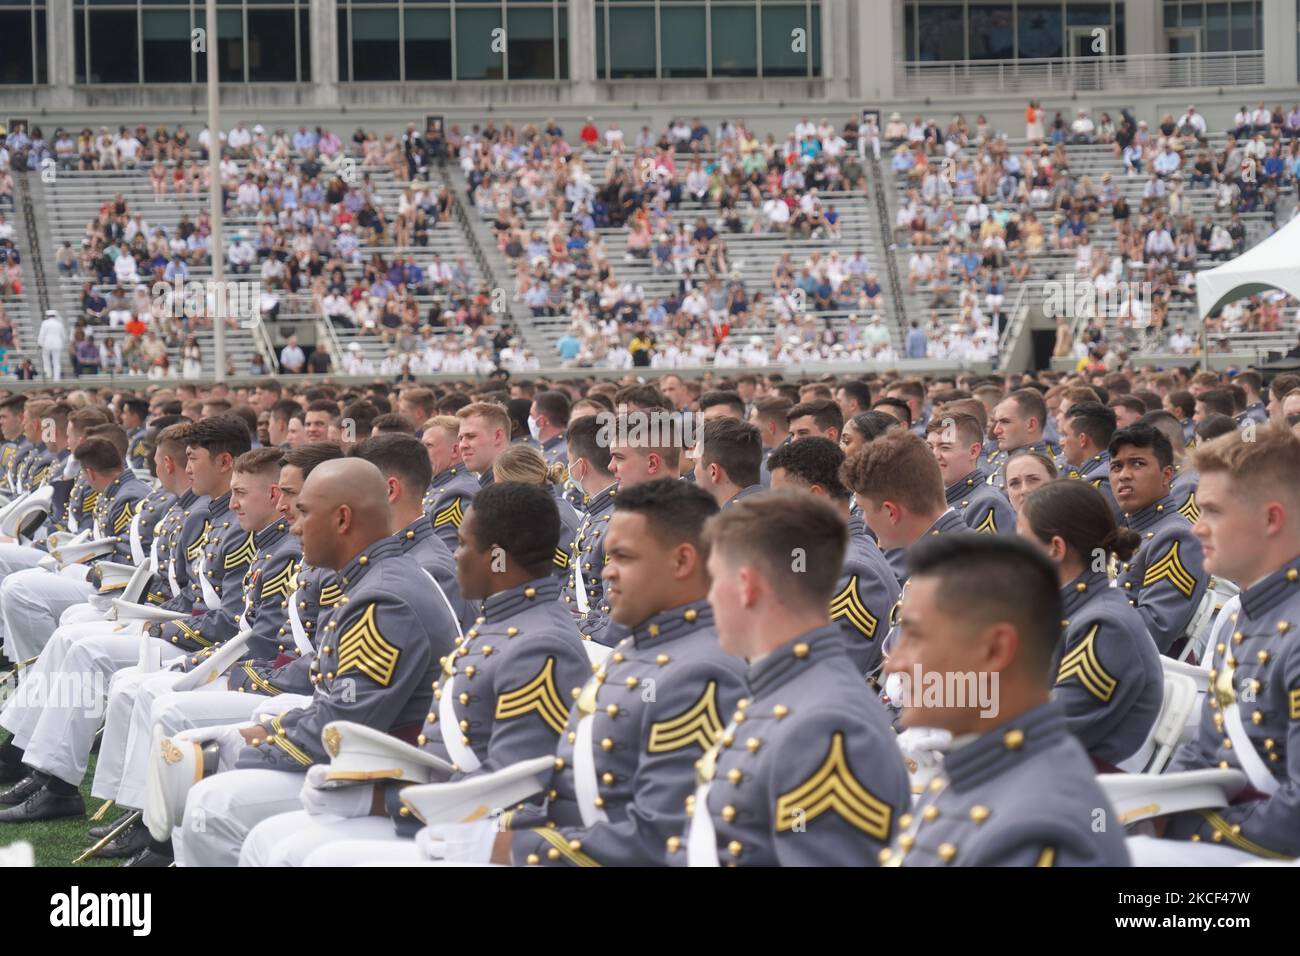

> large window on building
[337,1,566,82]
[904,1,1127,61]
[597,0,821,79]
[73,1,312,84]
[0,1,46,86]
[1163,1,1262,53]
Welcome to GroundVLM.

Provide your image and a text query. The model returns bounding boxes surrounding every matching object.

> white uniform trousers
[90,656,184,804]
[303,840,428,866]
[60,602,108,626]
[241,810,405,866]
[177,768,306,867]
[0,619,124,746]
[1126,835,1277,866]
[11,629,149,787]
[0,543,53,642]
[2,565,96,662]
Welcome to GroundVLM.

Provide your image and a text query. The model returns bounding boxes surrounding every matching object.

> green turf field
[0,733,121,868]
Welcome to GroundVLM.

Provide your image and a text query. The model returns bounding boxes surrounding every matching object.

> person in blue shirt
[556,332,581,362]
[905,321,927,359]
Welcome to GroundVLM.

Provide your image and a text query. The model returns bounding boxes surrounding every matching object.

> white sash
[686,782,720,867]
[573,530,590,615]
[128,510,145,566]
[148,528,161,576]
[167,548,180,596]
[572,713,609,827]
[197,549,221,609]
[422,569,464,639]
[437,676,482,772]
[287,585,313,655]
[67,503,79,534]
[1224,701,1279,796]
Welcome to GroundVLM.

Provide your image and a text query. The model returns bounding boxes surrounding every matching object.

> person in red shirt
[580,117,599,149]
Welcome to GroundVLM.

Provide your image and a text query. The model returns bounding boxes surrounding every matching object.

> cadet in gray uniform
[1059,402,1119,516]
[1110,424,1208,657]
[1019,481,1162,770]
[1133,426,1300,863]
[880,535,1131,866]
[531,390,571,468]
[925,412,1016,535]
[695,417,766,510]
[178,458,458,866]
[498,479,748,867]
[489,443,580,583]
[240,481,591,866]
[672,491,909,866]
[841,430,970,682]
[768,438,900,677]
[423,414,481,551]
[559,415,619,644]
[988,389,1059,490]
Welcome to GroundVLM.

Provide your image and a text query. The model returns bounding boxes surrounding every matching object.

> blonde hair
[423,415,461,442]
[493,443,568,487]
[1191,424,1300,508]
[456,401,511,437]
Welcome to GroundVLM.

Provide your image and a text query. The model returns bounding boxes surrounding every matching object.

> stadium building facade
[0,1,1296,128]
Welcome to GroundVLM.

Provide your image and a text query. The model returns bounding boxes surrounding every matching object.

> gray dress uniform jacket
[228,564,337,697]
[146,490,204,604]
[834,513,902,677]
[1066,452,1120,518]
[127,427,152,473]
[559,482,618,645]
[883,701,1131,866]
[158,492,256,651]
[1051,569,1163,768]
[552,494,580,582]
[425,464,481,551]
[946,468,1016,535]
[510,600,748,867]
[1165,556,1300,859]
[675,624,910,866]
[385,576,589,835]
[92,469,152,563]
[1116,492,1208,656]
[4,438,33,493]
[397,513,473,633]
[234,537,457,774]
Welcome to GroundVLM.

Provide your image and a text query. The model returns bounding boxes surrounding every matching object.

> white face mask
[527,415,542,442]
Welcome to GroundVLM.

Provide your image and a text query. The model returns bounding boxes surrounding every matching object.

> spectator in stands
[280,335,306,374]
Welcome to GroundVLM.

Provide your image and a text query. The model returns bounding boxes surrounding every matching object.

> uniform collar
[432,464,465,486]
[1060,568,1111,622]
[921,508,967,538]
[746,623,844,697]
[1122,491,1179,532]
[103,470,129,497]
[584,481,618,515]
[176,489,198,509]
[478,469,496,489]
[630,598,713,648]
[942,701,1067,792]
[253,517,291,549]
[1239,554,1300,620]
[480,576,561,622]
[542,434,566,453]
[394,513,434,552]
[945,468,987,503]
[207,491,232,520]
[724,483,765,508]
[1078,452,1109,478]
[336,536,401,591]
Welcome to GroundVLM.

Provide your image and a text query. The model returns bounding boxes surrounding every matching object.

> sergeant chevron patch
[1055,625,1117,703]
[433,498,464,529]
[336,603,401,687]
[224,532,257,570]
[776,732,891,839]
[974,508,997,534]
[830,575,879,639]
[648,680,724,753]
[1142,541,1196,598]
[495,656,569,734]
[1178,492,1200,524]
[259,562,295,600]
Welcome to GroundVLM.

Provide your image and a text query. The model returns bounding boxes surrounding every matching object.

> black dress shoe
[0,787,85,822]
[0,772,46,806]
[122,847,173,868]
[97,822,153,859]
[88,815,131,840]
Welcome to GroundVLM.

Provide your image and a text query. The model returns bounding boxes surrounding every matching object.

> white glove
[299,764,375,819]
[174,723,251,770]
[414,820,499,864]
[895,726,952,781]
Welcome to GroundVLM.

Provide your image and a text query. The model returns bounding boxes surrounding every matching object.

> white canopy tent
[1196,214,1300,321]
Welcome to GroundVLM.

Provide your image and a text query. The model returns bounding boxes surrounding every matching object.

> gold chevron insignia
[259,562,295,600]
[647,681,724,754]
[1055,625,1117,703]
[186,522,211,561]
[775,732,892,840]
[319,583,344,607]
[1289,688,1300,720]
[1178,492,1200,523]
[113,501,134,534]
[81,491,98,514]
[433,498,464,529]
[1142,541,1197,598]
[1036,847,1056,867]
[974,508,997,534]
[240,661,282,696]
[495,656,569,735]
[553,547,570,570]
[224,532,256,570]
[830,576,879,639]
[531,827,602,866]
[336,603,401,687]
[174,619,212,647]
